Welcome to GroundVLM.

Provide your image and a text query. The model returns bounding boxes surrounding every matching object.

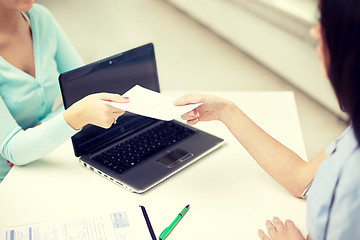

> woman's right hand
[63,92,129,130]
[173,92,233,125]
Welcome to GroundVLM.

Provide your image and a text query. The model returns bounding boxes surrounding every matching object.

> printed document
[104,85,202,121]
[0,208,150,240]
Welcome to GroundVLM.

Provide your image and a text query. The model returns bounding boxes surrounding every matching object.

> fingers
[258,219,279,240]
[101,101,125,116]
[89,94,127,129]
[272,217,285,232]
[99,109,125,128]
[258,229,271,240]
[186,118,199,126]
[173,92,202,106]
[98,93,127,119]
[284,219,296,230]
[264,217,285,235]
[96,92,130,103]
[180,109,200,126]
[98,93,128,119]
[258,217,305,240]
[181,109,199,121]
[285,219,304,237]
[265,219,277,236]
[65,93,129,130]
[112,110,125,123]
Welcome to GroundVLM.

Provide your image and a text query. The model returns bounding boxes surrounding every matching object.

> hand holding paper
[104,85,202,121]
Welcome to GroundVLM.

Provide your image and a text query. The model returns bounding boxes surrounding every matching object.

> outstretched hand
[64,92,129,130]
[173,92,231,125]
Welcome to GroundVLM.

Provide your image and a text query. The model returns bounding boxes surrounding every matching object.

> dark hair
[320,0,360,144]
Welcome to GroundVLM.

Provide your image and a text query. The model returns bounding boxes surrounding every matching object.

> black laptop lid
[59,43,160,157]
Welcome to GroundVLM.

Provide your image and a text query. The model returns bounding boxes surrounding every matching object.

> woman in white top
[174,0,360,239]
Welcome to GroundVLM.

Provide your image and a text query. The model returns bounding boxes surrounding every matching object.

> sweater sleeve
[0,95,77,165]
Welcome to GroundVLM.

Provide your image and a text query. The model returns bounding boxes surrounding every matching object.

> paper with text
[0,209,150,240]
[104,85,202,121]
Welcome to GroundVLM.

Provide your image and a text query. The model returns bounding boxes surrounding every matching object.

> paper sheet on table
[0,208,150,240]
[104,85,202,121]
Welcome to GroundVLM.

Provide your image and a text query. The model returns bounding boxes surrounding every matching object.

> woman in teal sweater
[0,1,128,182]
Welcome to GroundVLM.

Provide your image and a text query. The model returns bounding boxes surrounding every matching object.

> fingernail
[123,97,129,99]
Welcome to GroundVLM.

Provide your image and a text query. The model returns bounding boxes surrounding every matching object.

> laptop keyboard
[92,121,196,174]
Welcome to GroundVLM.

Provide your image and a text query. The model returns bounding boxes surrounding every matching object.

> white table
[0,91,308,239]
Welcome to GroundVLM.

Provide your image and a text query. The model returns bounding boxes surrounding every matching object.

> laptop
[59,43,225,193]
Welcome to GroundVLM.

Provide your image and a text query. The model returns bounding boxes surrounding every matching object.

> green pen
[159,204,190,240]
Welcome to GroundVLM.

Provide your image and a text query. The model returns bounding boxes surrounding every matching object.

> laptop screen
[59,43,160,156]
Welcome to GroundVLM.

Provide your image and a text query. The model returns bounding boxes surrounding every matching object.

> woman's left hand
[258,217,305,240]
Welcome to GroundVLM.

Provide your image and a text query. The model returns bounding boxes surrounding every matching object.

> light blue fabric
[307,125,360,239]
[0,4,83,182]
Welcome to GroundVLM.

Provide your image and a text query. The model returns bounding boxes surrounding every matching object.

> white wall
[166,0,344,118]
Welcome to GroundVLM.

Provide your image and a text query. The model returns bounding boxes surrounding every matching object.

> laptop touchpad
[157,149,193,168]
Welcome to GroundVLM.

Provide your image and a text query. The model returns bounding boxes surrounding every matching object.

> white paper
[104,85,202,121]
[0,209,150,240]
